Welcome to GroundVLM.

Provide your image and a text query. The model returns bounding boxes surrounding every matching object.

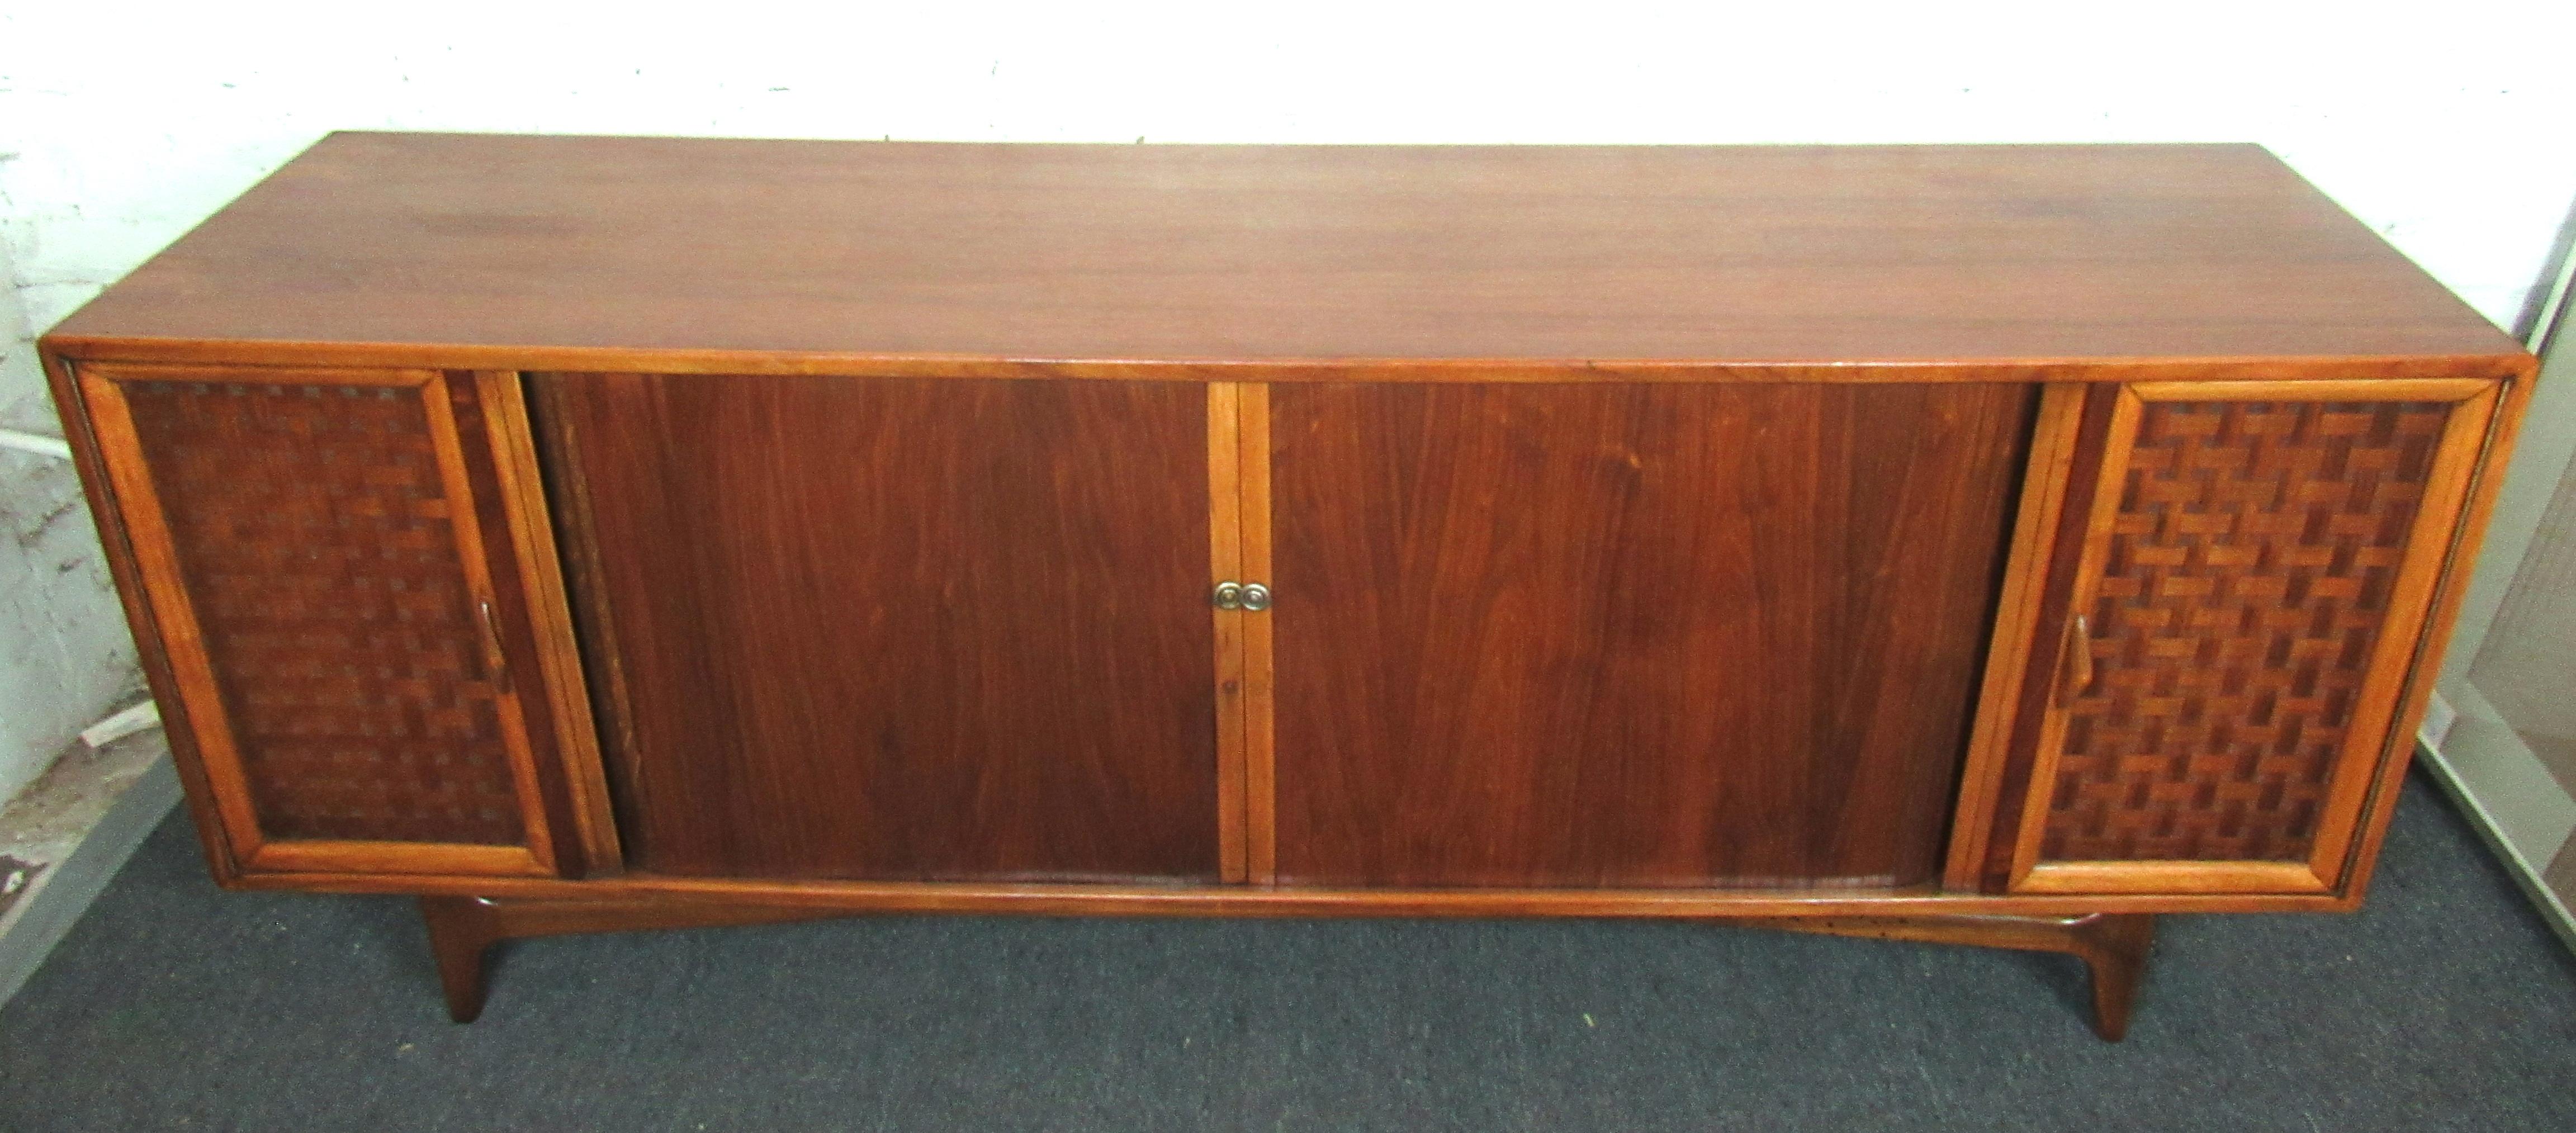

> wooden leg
[1729,913,2157,1041]
[418,897,2155,1037]
[2066,913,2155,1042]
[418,897,505,1024]
[416,894,853,1023]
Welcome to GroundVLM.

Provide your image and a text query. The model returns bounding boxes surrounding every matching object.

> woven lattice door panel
[75,362,582,879]
[2007,380,2503,895]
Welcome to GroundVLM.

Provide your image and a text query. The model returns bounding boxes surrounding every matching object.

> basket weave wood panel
[118,378,527,845]
[2042,399,2454,863]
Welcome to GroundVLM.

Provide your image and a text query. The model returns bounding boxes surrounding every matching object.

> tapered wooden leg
[2066,913,2154,1042]
[416,894,856,1023]
[418,897,505,1023]
[1729,912,2157,1041]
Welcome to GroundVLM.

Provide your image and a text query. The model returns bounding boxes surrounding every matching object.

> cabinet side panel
[540,373,1221,883]
[1268,382,2033,888]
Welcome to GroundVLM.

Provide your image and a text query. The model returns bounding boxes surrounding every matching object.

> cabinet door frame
[1208,381,1273,884]
[64,359,618,880]
[1987,378,2504,897]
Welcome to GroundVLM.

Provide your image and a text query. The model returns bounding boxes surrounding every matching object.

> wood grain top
[50,132,2525,373]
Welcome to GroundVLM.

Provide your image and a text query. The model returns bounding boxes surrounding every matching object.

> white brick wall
[0,238,138,805]
[1,1,2573,803]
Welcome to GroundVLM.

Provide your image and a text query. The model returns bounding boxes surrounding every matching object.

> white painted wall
[0,239,138,806]
[1,1,2572,799]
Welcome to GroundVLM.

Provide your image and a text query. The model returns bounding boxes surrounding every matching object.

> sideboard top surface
[50,132,2525,374]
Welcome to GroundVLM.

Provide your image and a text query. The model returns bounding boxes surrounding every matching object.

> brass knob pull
[1213,581,1271,611]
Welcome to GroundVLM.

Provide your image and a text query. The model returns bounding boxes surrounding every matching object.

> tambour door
[67,362,613,879]
[1991,380,2504,895]
[1261,382,2037,888]
[535,374,1227,884]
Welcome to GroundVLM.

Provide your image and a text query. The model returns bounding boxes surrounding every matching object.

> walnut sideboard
[40,134,2534,1040]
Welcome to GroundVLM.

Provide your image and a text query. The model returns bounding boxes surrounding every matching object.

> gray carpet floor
[3,772,2572,1131]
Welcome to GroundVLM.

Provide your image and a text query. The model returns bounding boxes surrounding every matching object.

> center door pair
[541,374,2032,889]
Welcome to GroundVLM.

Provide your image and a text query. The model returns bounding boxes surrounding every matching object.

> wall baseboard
[2414,681,2576,958]
[0,752,179,1006]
